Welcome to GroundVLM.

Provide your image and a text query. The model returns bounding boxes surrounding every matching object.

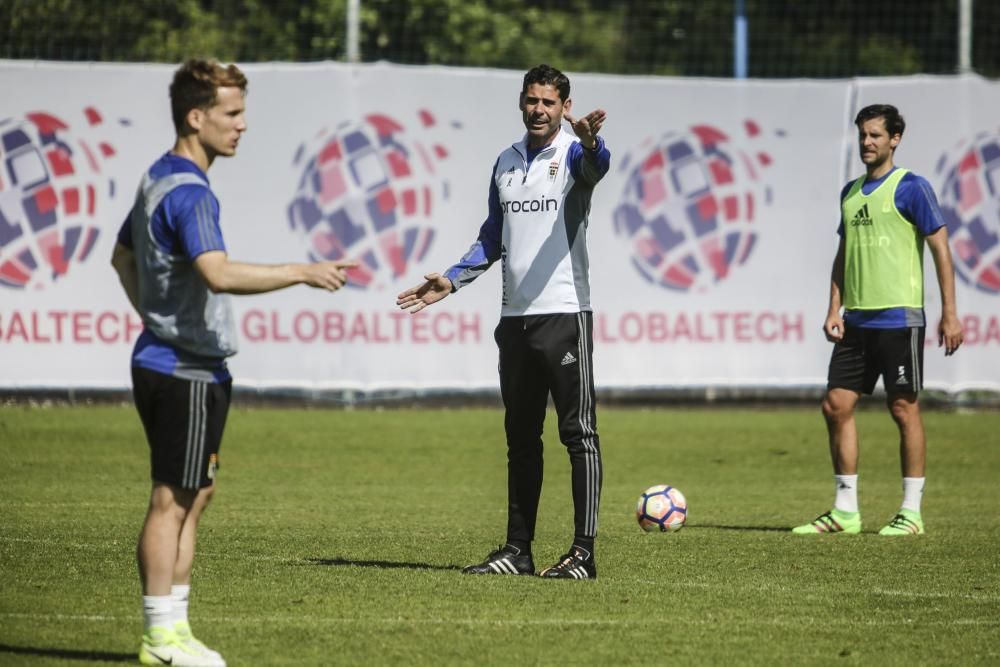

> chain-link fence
[2,0,999,77]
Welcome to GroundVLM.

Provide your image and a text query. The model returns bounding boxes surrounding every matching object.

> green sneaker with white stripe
[174,620,225,664]
[878,508,925,536]
[139,625,226,666]
[791,509,862,534]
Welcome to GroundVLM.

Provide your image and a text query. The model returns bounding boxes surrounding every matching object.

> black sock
[572,538,594,557]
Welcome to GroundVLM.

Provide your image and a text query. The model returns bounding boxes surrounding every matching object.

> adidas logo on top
[849,203,873,226]
[561,351,577,366]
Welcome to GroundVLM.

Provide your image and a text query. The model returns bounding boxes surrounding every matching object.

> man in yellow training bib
[793,104,963,537]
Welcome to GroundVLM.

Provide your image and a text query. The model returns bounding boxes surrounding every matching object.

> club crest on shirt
[549,161,560,180]
[503,166,515,187]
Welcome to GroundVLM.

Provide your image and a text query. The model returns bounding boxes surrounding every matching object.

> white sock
[142,595,173,632]
[901,477,925,514]
[833,474,859,514]
[170,584,191,626]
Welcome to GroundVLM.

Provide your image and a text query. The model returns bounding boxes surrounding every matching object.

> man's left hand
[564,109,607,149]
[938,313,964,356]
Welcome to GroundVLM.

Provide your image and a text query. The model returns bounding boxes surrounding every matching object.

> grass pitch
[1,404,998,666]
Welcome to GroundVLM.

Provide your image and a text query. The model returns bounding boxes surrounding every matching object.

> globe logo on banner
[0,108,120,289]
[935,133,1000,294]
[612,121,778,292]
[287,111,454,289]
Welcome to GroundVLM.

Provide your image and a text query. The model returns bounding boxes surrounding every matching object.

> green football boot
[791,509,862,535]
[174,620,225,664]
[139,625,226,666]
[878,508,925,536]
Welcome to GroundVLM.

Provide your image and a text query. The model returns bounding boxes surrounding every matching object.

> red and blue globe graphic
[287,111,452,289]
[612,121,776,292]
[0,108,118,289]
[936,133,1000,294]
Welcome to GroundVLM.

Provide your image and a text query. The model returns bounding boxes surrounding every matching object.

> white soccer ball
[636,484,688,532]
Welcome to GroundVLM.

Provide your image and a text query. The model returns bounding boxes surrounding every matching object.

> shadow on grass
[305,557,462,571]
[686,524,792,533]
[0,643,134,663]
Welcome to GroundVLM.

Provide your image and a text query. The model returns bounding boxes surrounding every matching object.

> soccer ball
[636,484,687,532]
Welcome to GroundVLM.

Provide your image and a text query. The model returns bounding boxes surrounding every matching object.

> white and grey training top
[444,128,611,316]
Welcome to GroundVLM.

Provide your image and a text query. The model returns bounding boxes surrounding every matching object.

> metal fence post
[347,0,361,63]
[958,0,972,73]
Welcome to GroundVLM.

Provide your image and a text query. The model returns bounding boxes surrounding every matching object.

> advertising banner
[0,62,996,392]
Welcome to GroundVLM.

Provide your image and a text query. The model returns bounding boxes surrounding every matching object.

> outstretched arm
[564,109,606,149]
[193,251,357,295]
[396,273,453,313]
[397,164,503,314]
[925,227,963,355]
[565,109,610,185]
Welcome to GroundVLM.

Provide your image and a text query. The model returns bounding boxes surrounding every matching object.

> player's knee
[822,388,859,424]
[887,394,919,423]
[152,482,195,509]
[187,484,216,518]
[821,395,849,423]
[506,439,543,465]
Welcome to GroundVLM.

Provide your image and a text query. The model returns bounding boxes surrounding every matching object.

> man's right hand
[823,312,845,343]
[396,273,453,313]
[304,259,358,291]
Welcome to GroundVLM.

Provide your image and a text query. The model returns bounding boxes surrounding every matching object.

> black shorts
[131,367,232,489]
[827,326,925,395]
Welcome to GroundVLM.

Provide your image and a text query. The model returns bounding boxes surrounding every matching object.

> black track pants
[495,311,603,546]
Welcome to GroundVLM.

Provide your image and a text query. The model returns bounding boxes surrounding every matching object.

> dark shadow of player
[0,643,135,663]
[304,557,462,571]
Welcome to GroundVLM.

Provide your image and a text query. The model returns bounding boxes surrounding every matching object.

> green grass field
[2,404,998,666]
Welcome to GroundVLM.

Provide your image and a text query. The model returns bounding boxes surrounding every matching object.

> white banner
[0,62,997,392]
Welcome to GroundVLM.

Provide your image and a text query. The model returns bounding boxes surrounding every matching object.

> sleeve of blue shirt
[895,172,946,236]
[444,159,503,290]
[168,185,226,260]
[567,135,611,186]
[116,184,225,259]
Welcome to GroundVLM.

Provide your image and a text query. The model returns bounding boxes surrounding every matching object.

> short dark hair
[854,104,905,137]
[522,64,570,102]
[170,59,248,133]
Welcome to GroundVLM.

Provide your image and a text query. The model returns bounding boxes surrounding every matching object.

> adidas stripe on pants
[494,312,603,546]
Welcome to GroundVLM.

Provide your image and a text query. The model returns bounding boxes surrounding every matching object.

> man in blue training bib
[793,104,963,537]
[112,59,355,666]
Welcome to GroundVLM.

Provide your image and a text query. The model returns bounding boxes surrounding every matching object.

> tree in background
[1,0,998,78]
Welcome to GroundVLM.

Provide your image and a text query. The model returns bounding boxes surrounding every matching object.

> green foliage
[0,0,348,63]
[856,36,924,76]
[2,405,999,665]
[2,0,999,77]
[130,1,226,63]
[356,0,623,72]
